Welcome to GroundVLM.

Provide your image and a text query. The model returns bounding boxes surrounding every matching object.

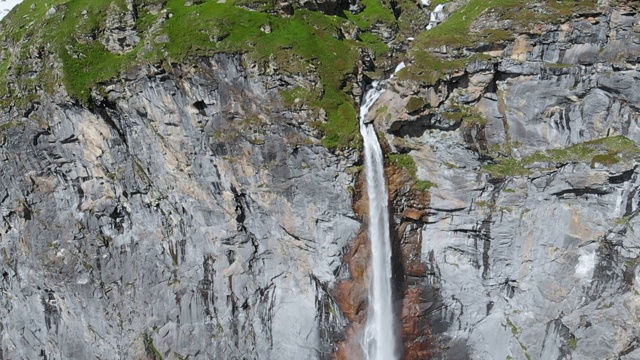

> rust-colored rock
[335,281,367,322]
[334,322,366,360]
[399,223,428,278]
[401,288,433,360]
[402,208,428,222]
[334,153,434,360]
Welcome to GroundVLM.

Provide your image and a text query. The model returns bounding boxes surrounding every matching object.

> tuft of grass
[482,158,531,178]
[524,135,640,166]
[397,52,467,84]
[388,153,438,190]
[0,121,17,132]
[507,318,519,336]
[568,336,578,350]
[482,136,640,179]
[389,153,418,175]
[406,96,426,113]
[415,180,437,190]
[143,333,164,360]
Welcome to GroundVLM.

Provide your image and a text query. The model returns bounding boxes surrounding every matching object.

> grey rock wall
[0,54,359,359]
[369,5,640,360]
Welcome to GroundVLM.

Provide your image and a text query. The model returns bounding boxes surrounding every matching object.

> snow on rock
[575,251,596,279]
[0,0,24,20]
[426,3,447,30]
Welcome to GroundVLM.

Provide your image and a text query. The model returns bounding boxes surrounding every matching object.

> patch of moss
[569,336,578,350]
[0,121,17,132]
[143,333,164,360]
[405,96,426,113]
[507,318,519,336]
[524,135,640,166]
[482,158,531,178]
[482,136,640,179]
[397,52,466,84]
[415,179,437,190]
[388,153,438,189]
[444,103,488,127]
[389,153,418,176]
[375,105,388,116]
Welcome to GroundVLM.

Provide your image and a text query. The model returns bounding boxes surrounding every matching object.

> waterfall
[359,81,397,360]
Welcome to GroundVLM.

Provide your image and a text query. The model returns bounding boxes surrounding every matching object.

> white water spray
[359,80,397,360]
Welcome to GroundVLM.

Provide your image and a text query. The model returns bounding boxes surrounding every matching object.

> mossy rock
[482,135,640,179]
[405,96,426,113]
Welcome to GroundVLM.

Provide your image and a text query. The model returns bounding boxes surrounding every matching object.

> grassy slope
[398,0,599,83]
[0,0,602,148]
[0,0,399,149]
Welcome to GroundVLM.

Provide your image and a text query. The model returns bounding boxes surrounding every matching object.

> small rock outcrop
[100,0,140,54]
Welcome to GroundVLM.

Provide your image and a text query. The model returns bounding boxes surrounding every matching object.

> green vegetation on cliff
[0,0,402,149]
[1,0,603,148]
[482,135,640,178]
[399,0,600,84]
[388,153,437,190]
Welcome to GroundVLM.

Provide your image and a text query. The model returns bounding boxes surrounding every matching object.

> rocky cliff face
[0,54,361,359]
[1,0,640,359]
[368,1,640,359]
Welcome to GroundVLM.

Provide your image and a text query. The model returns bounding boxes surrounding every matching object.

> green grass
[507,318,519,336]
[388,153,438,190]
[389,153,418,175]
[414,0,599,50]
[143,333,164,360]
[415,179,437,190]
[482,158,531,178]
[482,136,640,178]
[414,0,516,49]
[345,0,397,30]
[397,0,600,84]
[0,121,17,132]
[405,96,426,113]
[397,52,467,84]
[1,0,399,149]
[524,136,640,166]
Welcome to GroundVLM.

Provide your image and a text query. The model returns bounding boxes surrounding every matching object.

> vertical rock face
[3,0,640,359]
[0,54,360,359]
[367,3,640,359]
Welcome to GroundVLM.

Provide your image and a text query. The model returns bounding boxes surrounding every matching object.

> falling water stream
[359,80,397,360]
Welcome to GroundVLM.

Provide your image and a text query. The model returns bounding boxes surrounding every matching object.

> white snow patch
[575,252,596,278]
[420,0,430,6]
[0,0,24,21]
[426,3,447,30]
[394,61,406,74]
